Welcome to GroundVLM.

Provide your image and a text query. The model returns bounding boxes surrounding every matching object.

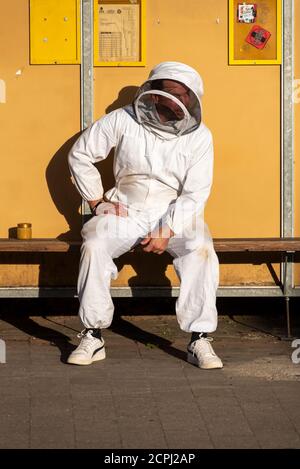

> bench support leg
[285,296,291,339]
[281,251,295,340]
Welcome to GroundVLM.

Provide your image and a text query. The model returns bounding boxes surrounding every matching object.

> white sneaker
[187,337,223,369]
[67,329,106,365]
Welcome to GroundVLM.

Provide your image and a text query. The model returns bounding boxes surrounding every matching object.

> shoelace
[77,329,91,339]
[192,337,217,358]
[76,329,99,353]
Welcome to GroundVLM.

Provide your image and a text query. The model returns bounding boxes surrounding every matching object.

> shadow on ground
[0,297,299,365]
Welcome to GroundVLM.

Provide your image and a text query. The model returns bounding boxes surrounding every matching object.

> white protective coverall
[68,61,219,333]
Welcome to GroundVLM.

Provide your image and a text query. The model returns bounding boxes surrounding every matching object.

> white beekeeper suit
[68,61,219,335]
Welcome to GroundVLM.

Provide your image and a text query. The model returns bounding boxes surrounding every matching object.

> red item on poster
[246,25,271,49]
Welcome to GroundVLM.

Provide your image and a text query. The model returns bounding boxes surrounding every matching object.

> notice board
[94,0,145,66]
[229,0,282,64]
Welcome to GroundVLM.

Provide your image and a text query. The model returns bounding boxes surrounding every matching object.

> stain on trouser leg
[167,224,219,333]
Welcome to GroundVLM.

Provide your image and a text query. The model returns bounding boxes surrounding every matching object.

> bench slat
[0,238,300,253]
[0,239,81,252]
[213,238,300,252]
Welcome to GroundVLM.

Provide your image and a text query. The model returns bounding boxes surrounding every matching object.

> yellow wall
[0,0,287,288]
[0,0,81,241]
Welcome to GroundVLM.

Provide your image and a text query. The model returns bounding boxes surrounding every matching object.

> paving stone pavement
[0,298,300,449]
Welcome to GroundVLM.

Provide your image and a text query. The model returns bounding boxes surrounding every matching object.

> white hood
[133,61,204,138]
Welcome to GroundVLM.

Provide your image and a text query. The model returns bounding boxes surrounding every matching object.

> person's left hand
[140,225,174,255]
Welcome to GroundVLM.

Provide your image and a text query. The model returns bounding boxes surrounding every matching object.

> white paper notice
[98,4,140,62]
[237,4,257,23]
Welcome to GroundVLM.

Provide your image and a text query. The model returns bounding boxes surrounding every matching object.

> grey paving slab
[75,429,122,449]
[30,397,73,418]
[31,423,75,449]
[271,386,300,434]
[71,377,112,396]
[0,376,30,397]
[189,385,235,399]
[233,385,279,404]
[151,389,196,404]
[255,431,300,449]
[198,399,254,437]
[118,418,163,434]
[30,376,70,395]
[158,409,207,432]
[0,396,30,449]
[165,430,213,449]
[2,343,31,373]
[211,435,260,449]
[0,417,30,449]
[0,396,30,416]
[113,395,156,414]
[120,430,167,449]
[239,400,300,448]
[73,416,120,432]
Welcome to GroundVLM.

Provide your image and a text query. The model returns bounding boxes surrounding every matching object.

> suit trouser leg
[78,213,146,329]
[167,222,219,333]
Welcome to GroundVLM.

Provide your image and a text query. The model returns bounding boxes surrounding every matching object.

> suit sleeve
[68,112,118,201]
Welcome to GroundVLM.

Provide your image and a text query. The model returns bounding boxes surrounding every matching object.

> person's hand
[96,201,128,217]
[140,225,174,254]
[105,202,128,217]
[89,199,103,214]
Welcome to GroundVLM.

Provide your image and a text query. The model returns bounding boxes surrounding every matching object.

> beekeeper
[67,61,223,369]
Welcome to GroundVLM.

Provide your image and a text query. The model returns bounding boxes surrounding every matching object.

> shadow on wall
[105,85,138,113]
[46,131,83,241]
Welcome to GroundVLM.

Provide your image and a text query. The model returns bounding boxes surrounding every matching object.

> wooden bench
[0,237,300,337]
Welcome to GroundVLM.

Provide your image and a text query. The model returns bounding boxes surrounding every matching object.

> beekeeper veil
[133,61,203,138]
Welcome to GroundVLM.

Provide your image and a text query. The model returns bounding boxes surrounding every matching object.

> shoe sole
[67,347,106,366]
[187,351,223,369]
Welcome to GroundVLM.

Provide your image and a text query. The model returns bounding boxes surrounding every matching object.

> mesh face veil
[134,90,194,137]
[132,62,203,138]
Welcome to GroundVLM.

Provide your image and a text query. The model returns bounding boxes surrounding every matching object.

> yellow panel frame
[94,0,146,67]
[229,0,282,65]
[30,0,81,65]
